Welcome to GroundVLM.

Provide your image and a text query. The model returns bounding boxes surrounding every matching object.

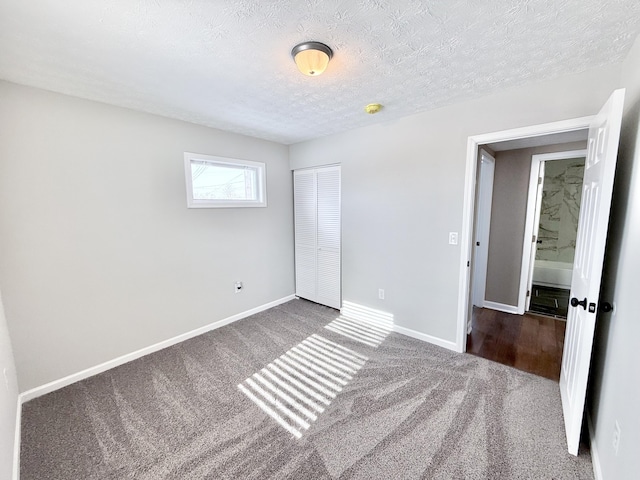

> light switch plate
[449,232,459,245]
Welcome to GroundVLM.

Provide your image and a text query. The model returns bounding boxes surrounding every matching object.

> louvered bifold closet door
[293,166,341,309]
[316,166,341,309]
[294,169,318,302]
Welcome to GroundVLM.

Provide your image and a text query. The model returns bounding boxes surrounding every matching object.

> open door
[560,88,625,455]
[472,150,495,308]
[524,160,545,312]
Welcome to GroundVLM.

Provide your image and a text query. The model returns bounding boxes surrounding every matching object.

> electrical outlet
[234,281,243,293]
[449,232,458,245]
[378,289,385,300]
[613,420,621,455]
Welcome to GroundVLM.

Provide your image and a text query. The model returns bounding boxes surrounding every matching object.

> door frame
[456,116,594,352]
[522,149,588,312]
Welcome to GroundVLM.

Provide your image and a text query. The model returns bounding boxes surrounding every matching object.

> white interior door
[294,166,341,309]
[294,169,318,302]
[316,166,341,309]
[560,88,625,455]
[525,160,545,312]
[472,150,495,308]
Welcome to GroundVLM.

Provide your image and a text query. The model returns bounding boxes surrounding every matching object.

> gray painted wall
[0,81,295,391]
[0,290,19,480]
[589,34,640,480]
[484,148,532,306]
[484,142,586,307]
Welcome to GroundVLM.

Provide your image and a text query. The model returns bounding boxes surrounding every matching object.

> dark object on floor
[529,284,570,318]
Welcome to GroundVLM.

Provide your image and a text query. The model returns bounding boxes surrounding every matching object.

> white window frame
[184,152,267,208]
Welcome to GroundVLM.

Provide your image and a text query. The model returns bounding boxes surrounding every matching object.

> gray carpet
[20,299,593,479]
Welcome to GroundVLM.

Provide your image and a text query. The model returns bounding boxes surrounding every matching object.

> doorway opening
[456,89,625,456]
[465,135,588,381]
[456,117,594,351]
[526,150,587,319]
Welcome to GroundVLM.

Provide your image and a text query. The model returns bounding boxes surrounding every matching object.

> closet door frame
[293,165,341,309]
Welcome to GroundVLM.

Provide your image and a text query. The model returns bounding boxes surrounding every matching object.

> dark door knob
[570,297,587,309]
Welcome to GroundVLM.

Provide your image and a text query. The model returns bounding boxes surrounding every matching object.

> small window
[184,153,267,208]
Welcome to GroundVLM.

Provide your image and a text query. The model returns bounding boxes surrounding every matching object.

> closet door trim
[293,165,341,309]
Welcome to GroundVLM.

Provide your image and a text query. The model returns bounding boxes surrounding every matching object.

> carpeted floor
[20,299,593,479]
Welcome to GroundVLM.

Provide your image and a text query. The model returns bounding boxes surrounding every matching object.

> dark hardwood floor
[466,307,566,381]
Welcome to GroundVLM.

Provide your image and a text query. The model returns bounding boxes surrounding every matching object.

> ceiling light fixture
[291,41,333,76]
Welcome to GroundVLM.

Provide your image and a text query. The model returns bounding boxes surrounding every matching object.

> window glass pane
[190,160,258,201]
[184,153,266,208]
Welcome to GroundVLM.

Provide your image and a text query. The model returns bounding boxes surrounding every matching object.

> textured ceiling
[1,1,639,145]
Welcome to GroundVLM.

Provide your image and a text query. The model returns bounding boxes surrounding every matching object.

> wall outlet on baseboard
[234,281,243,293]
[613,420,621,455]
[378,289,385,300]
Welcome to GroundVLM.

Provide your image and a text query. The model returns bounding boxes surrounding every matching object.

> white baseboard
[13,396,21,480]
[482,301,520,315]
[587,412,604,480]
[19,295,296,403]
[393,325,458,352]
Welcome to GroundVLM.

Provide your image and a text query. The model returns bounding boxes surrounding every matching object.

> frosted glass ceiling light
[291,41,333,76]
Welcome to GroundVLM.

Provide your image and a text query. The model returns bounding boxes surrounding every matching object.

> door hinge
[538,177,543,185]
[527,290,531,297]
[467,261,470,267]
[532,234,536,243]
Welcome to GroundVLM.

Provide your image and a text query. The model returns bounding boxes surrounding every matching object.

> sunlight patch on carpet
[238,334,367,439]
[325,301,394,347]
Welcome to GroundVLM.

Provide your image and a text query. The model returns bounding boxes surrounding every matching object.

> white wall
[589,34,640,480]
[0,290,19,480]
[290,65,621,344]
[0,81,294,392]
